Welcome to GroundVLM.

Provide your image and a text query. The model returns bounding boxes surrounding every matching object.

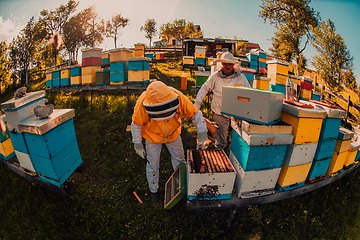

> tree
[10,17,47,85]
[259,0,320,75]
[104,14,129,49]
[343,68,357,92]
[159,19,202,43]
[63,6,104,63]
[311,19,353,90]
[140,19,156,48]
[0,41,11,91]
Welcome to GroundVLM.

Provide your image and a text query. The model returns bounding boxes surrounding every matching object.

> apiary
[327,127,354,176]
[134,44,145,57]
[276,161,312,191]
[290,75,301,86]
[187,149,235,201]
[110,61,126,84]
[127,57,151,84]
[253,76,270,90]
[312,92,322,101]
[195,46,206,66]
[101,52,109,63]
[300,89,312,100]
[183,56,194,66]
[145,52,154,60]
[18,109,82,186]
[60,68,70,87]
[155,52,164,60]
[267,73,288,85]
[95,69,110,85]
[240,67,256,87]
[229,118,293,197]
[221,86,284,125]
[281,102,326,144]
[195,71,210,88]
[344,142,360,168]
[109,48,133,62]
[70,66,82,86]
[0,115,15,161]
[82,48,102,66]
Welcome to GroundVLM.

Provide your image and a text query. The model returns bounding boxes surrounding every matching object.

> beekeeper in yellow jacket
[131,81,208,201]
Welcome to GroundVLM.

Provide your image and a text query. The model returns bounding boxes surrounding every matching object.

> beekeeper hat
[215,52,239,64]
[143,81,179,121]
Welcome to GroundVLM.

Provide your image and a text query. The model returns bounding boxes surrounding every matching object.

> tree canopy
[159,19,202,42]
[311,19,354,90]
[140,19,157,48]
[259,0,320,74]
[104,14,130,49]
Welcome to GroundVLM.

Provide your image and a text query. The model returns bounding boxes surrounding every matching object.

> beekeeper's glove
[134,143,146,159]
[196,132,208,150]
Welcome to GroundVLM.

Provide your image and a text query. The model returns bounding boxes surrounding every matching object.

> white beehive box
[15,150,36,172]
[221,87,284,125]
[229,150,281,198]
[283,143,318,167]
[186,150,236,201]
[1,91,46,132]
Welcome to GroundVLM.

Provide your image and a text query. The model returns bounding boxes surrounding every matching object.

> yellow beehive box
[290,75,301,86]
[281,112,323,145]
[128,70,150,82]
[300,89,312,99]
[61,68,70,79]
[134,50,144,58]
[134,44,145,51]
[258,58,267,63]
[267,73,287,85]
[277,162,312,187]
[81,75,96,85]
[183,56,194,65]
[334,139,351,153]
[344,149,358,167]
[101,52,109,59]
[267,59,290,75]
[82,65,101,76]
[109,49,133,62]
[71,76,81,85]
[327,151,348,176]
[46,72,53,81]
[216,45,222,50]
[0,138,14,157]
[207,57,216,66]
[195,53,205,58]
[253,76,270,90]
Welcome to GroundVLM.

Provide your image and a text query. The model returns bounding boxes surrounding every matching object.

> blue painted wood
[70,67,81,77]
[307,157,332,180]
[276,181,305,191]
[187,193,232,201]
[52,71,60,79]
[314,138,337,160]
[230,129,288,171]
[271,83,286,95]
[242,72,254,82]
[356,151,360,162]
[60,78,70,87]
[319,118,341,140]
[128,61,150,71]
[249,65,257,72]
[258,62,266,68]
[9,131,28,153]
[110,72,125,83]
[145,53,154,59]
[110,62,126,72]
[258,52,266,59]
[23,119,76,159]
[195,58,206,66]
[247,54,258,61]
[46,80,52,88]
[30,139,82,183]
[0,151,16,161]
[52,79,60,88]
[312,94,321,101]
[101,58,109,63]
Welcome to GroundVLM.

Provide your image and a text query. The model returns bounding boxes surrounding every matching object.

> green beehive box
[195,71,210,88]
[95,70,110,85]
[164,162,186,210]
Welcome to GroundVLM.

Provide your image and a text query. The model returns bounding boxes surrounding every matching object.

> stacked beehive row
[195,46,206,66]
[267,59,290,95]
[300,77,313,100]
[257,50,267,74]
[1,90,83,186]
[82,48,102,85]
[277,102,326,191]
[134,44,145,57]
[127,57,151,84]
[70,65,82,86]
[246,52,259,73]
[0,115,15,161]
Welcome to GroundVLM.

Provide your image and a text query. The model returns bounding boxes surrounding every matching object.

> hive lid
[338,127,354,141]
[1,90,45,111]
[240,67,256,73]
[305,100,345,119]
[195,71,211,76]
[126,57,151,62]
[282,102,327,119]
[254,76,271,81]
[18,109,75,135]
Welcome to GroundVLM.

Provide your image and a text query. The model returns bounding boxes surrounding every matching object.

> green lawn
[1,61,360,239]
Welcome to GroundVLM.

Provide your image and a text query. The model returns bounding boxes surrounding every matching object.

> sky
[0,0,359,82]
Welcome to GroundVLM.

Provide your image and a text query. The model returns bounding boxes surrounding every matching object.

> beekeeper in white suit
[131,81,208,201]
[194,52,251,150]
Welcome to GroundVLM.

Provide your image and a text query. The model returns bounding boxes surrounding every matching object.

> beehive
[187,149,235,201]
[240,67,256,87]
[290,75,301,86]
[283,142,318,167]
[183,56,194,66]
[312,92,322,101]
[45,71,53,88]
[155,52,164,60]
[253,76,270,90]
[276,162,312,191]
[0,115,15,160]
[18,109,82,186]
[70,66,82,86]
[229,118,293,197]
[60,68,70,87]
[101,52,109,63]
[52,70,60,88]
[81,65,101,85]
[267,73,288,85]
[95,69,110,85]
[195,71,210,88]
[267,59,290,75]
[109,48,133,62]
[300,89,312,100]
[281,102,326,144]
[128,71,150,84]
[344,142,359,168]
[222,87,284,125]
[82,48,102,66]
[134,44,145,57]
[127,57,151,84]
[145,52,154,60]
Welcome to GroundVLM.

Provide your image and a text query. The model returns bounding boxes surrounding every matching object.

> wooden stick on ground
[133,191,143,203]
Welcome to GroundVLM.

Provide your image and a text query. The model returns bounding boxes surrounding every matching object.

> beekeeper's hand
[196,132,209,150]
[134,143,146,159]
[0,118,5,133]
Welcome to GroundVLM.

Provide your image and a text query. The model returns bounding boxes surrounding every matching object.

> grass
[1,60,360,239]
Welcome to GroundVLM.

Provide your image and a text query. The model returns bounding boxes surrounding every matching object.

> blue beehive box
[70,66,82,77]
[259,61,266,68]
[60,78,70,87]
[128,59,150,71]
[110,62,126,72]
[307,157,332,180]
[195,58,206,66]
[246,53,258,62]
[18,109,82,186]
[110,72,126,84]
[270,83,286,95]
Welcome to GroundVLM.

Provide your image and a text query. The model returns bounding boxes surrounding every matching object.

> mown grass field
[1,60,360,239]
